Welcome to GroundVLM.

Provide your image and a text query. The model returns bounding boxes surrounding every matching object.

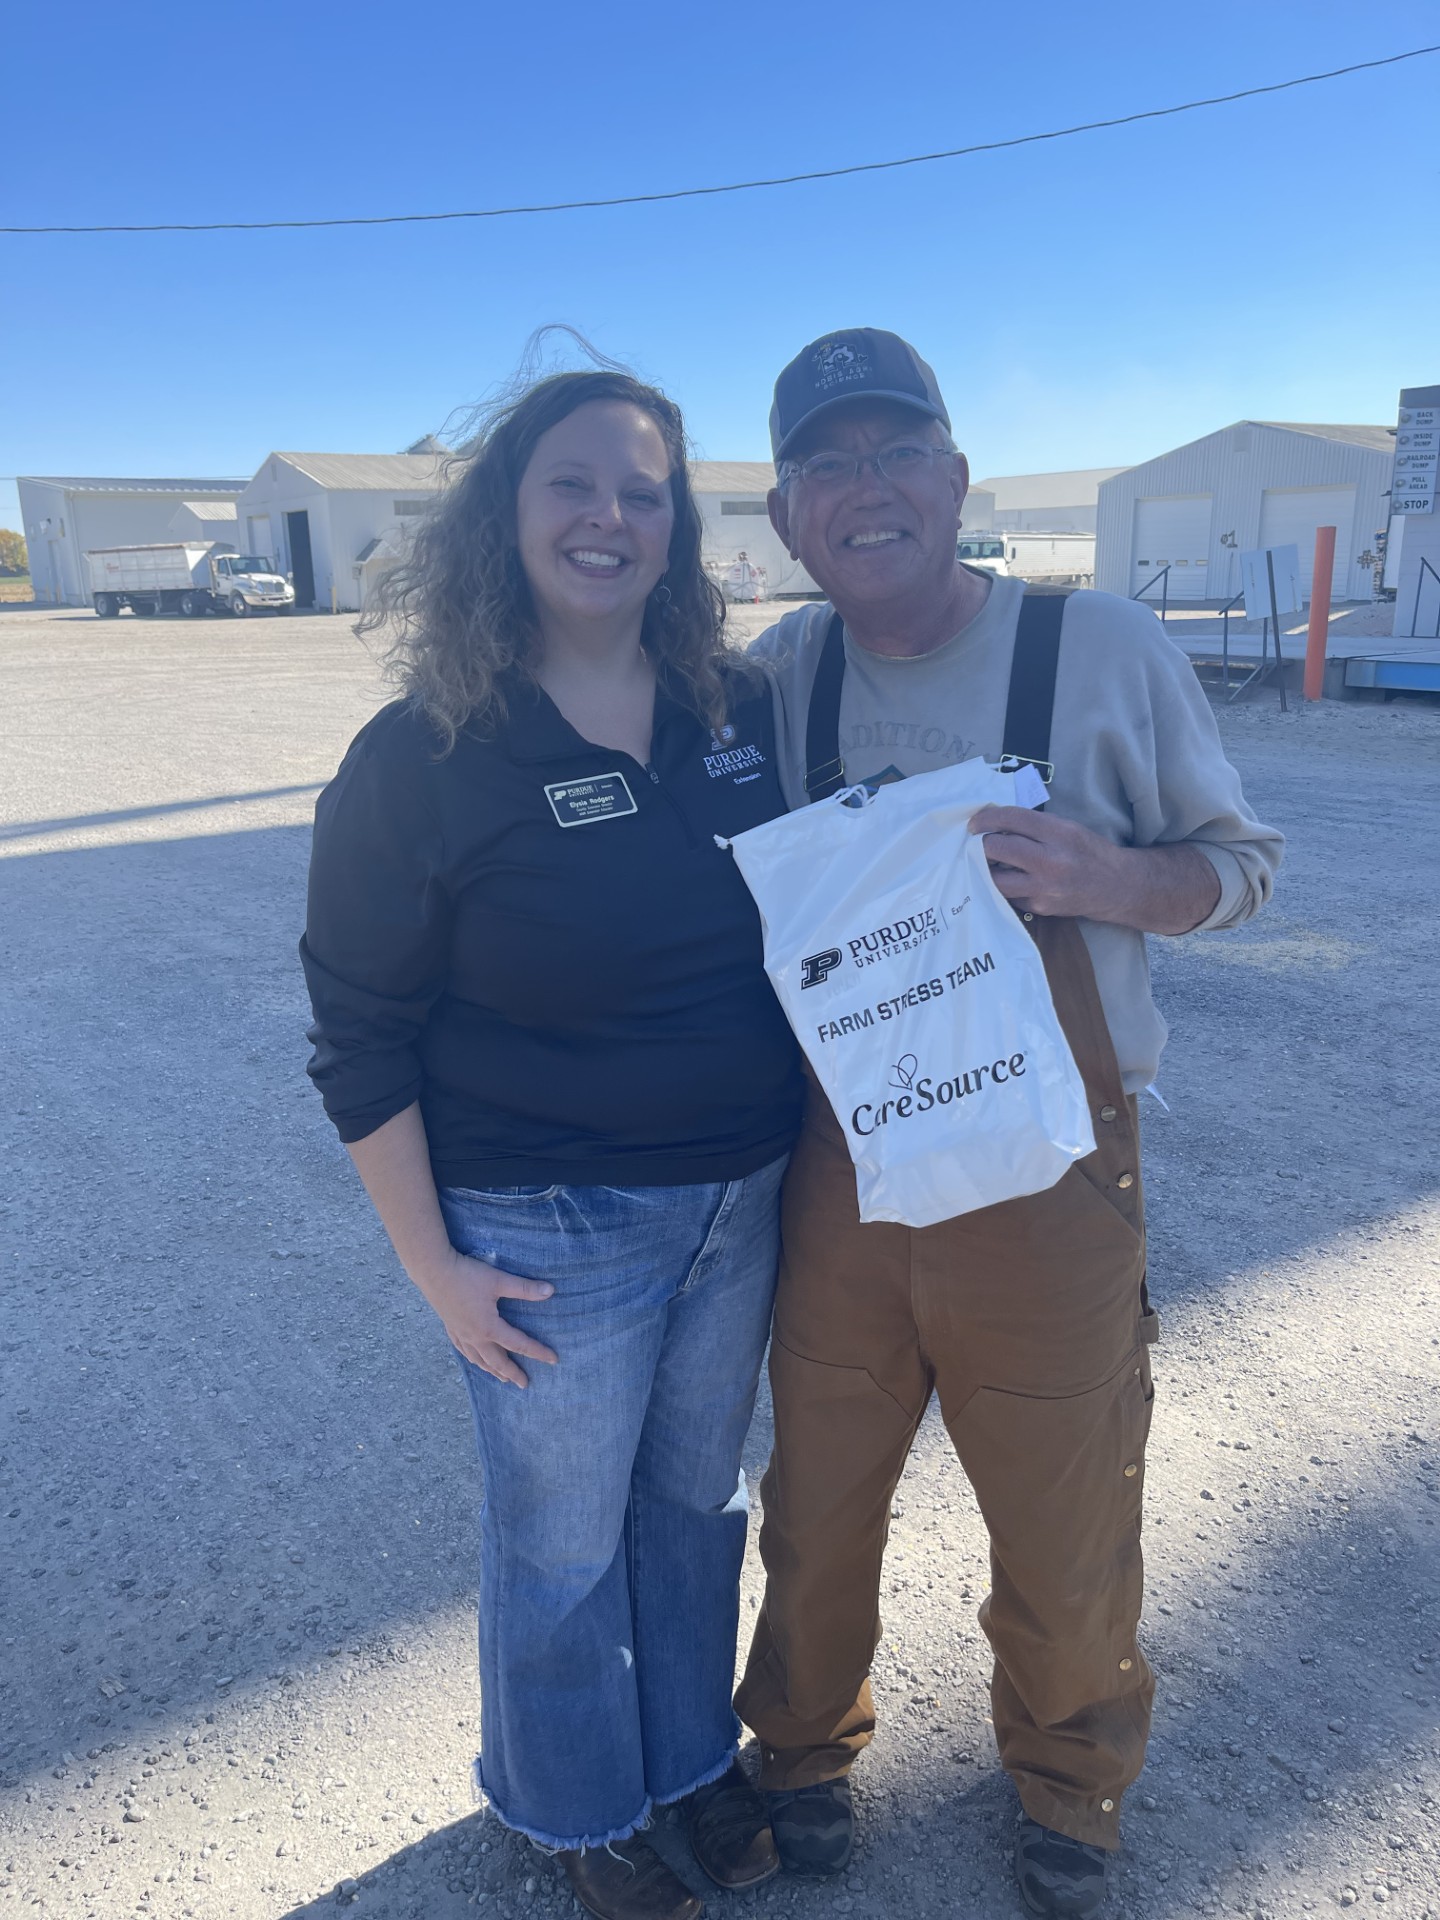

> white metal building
[167,500,238,543]
[972,468,1127,534]
[1095,423,1394,605]
[232,451,446,611]
[17,475,247,605]
[691,462,818,598]
[960,485,996,531]
[691,463,997,598]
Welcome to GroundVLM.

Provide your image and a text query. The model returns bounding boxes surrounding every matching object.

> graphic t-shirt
[750,575,1283,1091]
[813,573,1015,791]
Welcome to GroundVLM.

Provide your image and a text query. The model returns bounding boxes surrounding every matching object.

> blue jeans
[437,1157,785,1851]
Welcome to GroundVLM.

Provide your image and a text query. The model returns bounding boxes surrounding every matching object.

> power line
[4,45,1436,237]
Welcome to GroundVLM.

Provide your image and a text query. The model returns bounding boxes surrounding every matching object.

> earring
[654,577,673,606]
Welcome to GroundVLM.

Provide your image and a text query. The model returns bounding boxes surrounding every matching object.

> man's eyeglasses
[780,443,956,491]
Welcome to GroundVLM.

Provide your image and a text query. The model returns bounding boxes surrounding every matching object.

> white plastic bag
[726,758,1095,1227]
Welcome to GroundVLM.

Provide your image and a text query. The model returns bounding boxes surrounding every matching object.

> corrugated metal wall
[19,483,239,606]
[1095,426,1392,603]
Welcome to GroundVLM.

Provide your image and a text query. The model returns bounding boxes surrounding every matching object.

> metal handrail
[1226,610,1296,707]
[1218,590,1246,693]
[1131,564,1170,626]
[1412,556,1440,640]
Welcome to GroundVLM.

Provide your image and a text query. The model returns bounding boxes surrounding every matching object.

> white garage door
[1132,495,1213,601]
[1257,485,1356,601]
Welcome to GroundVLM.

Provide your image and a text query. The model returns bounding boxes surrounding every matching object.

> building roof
[274,451,446,492]
[972,468,1129,509]
[1251,421,1395,452]
[18,476,246,494]
[1104,419,1400,485]
[690,461,777,494]
[355,532,405,564]
[176,499,238,520]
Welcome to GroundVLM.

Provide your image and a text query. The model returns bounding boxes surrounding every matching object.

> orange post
[1304,525,1337,700]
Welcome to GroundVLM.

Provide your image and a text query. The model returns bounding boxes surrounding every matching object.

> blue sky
[3,0,1437,540]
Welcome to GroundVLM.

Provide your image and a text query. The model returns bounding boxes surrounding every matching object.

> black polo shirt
[301,668,802,1188]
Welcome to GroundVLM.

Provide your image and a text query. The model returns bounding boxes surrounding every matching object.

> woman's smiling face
[514,399,676,635]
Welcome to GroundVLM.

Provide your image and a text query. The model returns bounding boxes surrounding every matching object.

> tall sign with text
[1392,384,1439,516]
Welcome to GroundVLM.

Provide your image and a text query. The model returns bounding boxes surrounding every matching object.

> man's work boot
[684,1760,780,1890]
[763,1776,854,1875]
[558,1835,703,1920]
[1013,1814,1110,1918]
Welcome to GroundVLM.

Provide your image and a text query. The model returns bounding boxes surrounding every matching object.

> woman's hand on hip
[420,1248,558,1388]
[343,1110,556,1387]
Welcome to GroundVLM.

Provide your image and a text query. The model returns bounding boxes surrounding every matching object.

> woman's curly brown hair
[359,364,743,752]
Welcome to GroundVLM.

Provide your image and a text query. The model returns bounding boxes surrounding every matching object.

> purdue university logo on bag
[800,949,842,989]
[723,757,1096,1228]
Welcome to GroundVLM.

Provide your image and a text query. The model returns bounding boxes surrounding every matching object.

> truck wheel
[180,592,206,617]
[229,594,249,617]
[94,594,119,618]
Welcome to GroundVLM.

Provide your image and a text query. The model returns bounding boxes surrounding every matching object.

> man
[735,329,1282,1916]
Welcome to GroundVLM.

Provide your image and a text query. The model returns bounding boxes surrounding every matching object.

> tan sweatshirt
[749,574,1284,1092]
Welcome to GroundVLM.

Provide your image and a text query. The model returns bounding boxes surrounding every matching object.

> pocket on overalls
[959,1340,1155,1729]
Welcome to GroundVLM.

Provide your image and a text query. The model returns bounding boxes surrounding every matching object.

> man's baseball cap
[770,328,951,463]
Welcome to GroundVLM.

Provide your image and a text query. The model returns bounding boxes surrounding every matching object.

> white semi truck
[957,530,1095,587]
[86,544,296,618]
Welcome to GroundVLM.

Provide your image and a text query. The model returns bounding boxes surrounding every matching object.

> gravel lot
[2,604,1438,1920]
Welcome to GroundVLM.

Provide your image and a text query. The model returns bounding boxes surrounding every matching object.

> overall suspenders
[803,590,1069,805]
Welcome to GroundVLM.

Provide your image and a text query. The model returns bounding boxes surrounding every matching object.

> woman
[300,366,802,1920]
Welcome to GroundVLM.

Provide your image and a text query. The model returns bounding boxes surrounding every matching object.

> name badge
[544,771,639,828]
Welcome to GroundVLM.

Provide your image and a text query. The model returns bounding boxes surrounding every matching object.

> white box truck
[86,544,296,618]
[958,530,1094,587]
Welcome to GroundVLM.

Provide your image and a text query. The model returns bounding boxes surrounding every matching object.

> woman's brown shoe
[685,1760,781,1891]
[558,1834,703,1920]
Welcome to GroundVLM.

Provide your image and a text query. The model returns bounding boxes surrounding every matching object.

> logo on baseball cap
[770,328,951,462]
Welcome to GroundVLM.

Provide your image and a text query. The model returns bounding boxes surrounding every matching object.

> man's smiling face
[769,400,970,615]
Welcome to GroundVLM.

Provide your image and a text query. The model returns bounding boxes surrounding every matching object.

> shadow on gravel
[0,784,324,841]
[1,825,486,1792]
[0,608,123,621]
[1135,915,1439,1315]
[3,737,1439,1920]
[1125,1482,1440,1914]
[264,1481,1439,1920]
[1128,711,1440,1319]
[266,1797,716,1920]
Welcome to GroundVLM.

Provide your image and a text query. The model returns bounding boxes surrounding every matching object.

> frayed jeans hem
[651,1735,740,1809]
[472,1757,653,1855]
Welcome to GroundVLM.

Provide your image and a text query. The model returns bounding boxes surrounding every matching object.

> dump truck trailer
[957,530,1095,586]
[86,544,295,617]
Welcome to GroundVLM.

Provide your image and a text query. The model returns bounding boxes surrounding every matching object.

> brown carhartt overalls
[735,912,1158,1850]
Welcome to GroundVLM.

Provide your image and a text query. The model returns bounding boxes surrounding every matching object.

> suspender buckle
[998,752,1055,786]
[803,755,845,793]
